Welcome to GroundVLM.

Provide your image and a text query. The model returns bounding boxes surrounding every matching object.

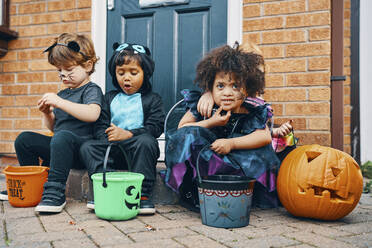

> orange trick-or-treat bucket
[3,166,49,207]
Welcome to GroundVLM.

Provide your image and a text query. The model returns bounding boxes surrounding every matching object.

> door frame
[91,0,242,93]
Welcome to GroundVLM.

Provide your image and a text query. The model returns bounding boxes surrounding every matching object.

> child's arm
[178,107,231,129]
[105,123,133,141]
[39,93,101,122]
[211,126,272,155]
[197,91,214,118]
[37,99,55,131]
[272,120,293,137]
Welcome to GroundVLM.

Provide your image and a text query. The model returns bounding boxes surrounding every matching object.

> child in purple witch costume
[165,43,281,210]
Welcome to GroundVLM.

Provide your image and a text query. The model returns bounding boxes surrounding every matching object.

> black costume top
[94,90,165,140]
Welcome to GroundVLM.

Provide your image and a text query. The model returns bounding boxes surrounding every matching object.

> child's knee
[14,131,35,149]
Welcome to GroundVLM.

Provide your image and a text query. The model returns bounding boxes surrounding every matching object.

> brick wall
[243,0,351,152]
[343,0,351,154]
[0,0,91,154]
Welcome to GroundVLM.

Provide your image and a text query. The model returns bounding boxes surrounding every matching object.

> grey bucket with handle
[196,146,256,228]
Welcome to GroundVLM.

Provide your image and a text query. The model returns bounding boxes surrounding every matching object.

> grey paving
[1,174,372,248]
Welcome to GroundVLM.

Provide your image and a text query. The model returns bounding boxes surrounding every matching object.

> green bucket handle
[102,143,132,188]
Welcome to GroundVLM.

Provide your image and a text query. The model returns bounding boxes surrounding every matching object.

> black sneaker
[0,190,8,201]
[86,201,95,210]
[139,197,155,215]
[35,198,66,213]
[35,181,66,213]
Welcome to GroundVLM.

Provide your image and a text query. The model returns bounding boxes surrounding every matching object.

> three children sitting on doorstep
[0,33,295,215]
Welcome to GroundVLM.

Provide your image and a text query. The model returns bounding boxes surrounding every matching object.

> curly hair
[194,44,265,97]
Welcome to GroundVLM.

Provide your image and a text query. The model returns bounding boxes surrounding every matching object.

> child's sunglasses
[115,43,146,54]
[43,41,88,59]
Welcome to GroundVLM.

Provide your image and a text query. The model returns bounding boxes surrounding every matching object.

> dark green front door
[106,0,227,112]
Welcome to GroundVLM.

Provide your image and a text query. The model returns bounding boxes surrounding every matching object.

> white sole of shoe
[86,203,95,210]
[139,208,156,215]
[35,201,66,213]
[0,194,8,201]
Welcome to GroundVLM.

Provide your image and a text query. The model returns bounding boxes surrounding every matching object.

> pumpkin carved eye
[124,185,140,210]
[277,144,363,220]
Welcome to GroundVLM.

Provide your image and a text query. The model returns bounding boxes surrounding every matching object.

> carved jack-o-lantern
[277,144,363,220]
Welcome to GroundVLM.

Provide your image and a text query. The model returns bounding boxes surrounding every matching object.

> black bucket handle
[102,143,132,188]
[196,144,248,185]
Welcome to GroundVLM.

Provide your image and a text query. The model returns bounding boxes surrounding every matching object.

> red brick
[1,108,28,118]
[2,85,28,95]
[0,120,13,129]
[308,118,330,130]
[266,74,284,87]
[309,0,330,11]
[264,88,307,102]
[0,73,15,84]
[32,13,60,24]
[62,9,91,22]
[77,21,91,33]
[286,42,330,57]
[295,132,330,146]
[77,0,91,8]
[262,30,306,44]
[9,5,16,15]
[243,17,284,32]
[48,0,75,11]
[30,107,42,117]
[1,50,17,61]
[309,28,330,41]
[10,15,31,26]
[264,0,305,16]
[45,71,59,82]
[8,38,31,49]
[18,49,46,60]
[344,145,351,154]
[19,2,46,14]
[308,57,330,71]
[0,96,14,106]
[18,25,47,37]
[309,87,330,101]
[3,62,28,72]
[0,131,22,141]
[274,117,306,130]
[0,143,15,154]
[244,0,272,2]
[243,4,261,18]
[31,37,54,48]
[15,119,43,129]
[15,96,41,106]
[266,59,306,73]
[286,72,330,86]
[47,23,76,35]
[243,33,261,45]
[17,72,44,83]
[270,103,283,116]
[29,61,55,71]
[261,46,284,58]
[286,102,330,115]
[29,84,59,94]
[286,12,330,28]
[344,85,350,95]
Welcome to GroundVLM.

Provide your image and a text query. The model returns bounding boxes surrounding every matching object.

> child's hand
[208,106,231,127]
[197,91,214,118]
[37,101,53,115]
[105,123,133,141]
[272,120,293,138]
[38,93,63,108]
[211,139,234,155]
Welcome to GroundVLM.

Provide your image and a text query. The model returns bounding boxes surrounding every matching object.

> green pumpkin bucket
[91,143,144,221]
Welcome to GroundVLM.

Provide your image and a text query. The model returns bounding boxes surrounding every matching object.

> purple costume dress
[165,90,281,208]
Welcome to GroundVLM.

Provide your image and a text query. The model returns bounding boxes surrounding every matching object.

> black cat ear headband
[43,41,88,59]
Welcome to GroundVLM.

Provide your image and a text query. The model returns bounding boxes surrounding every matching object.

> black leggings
[14,131,88,184]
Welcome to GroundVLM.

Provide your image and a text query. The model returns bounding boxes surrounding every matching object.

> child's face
[58,63,92,89]
[212,71,246,113]
[115,60,144,95]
